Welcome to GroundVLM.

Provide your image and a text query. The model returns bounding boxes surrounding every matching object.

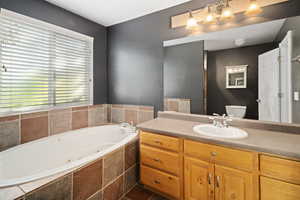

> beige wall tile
[0,121,20,151]
[111,108,124,123]
[49,109,72,135]
[72,106,88,111]
[103,175,124,200]
[72,110,88,130]
[89,106,107,127]
[21,111,48,119]
[21,116,48,144]
[138,111,154,124]
[103,148,124,187]
[0,115,19,123]
[25,175,72,200]
[73,159,102,200]
[125,110,138,125]
[125,165,139,193]
[125,140,139,170]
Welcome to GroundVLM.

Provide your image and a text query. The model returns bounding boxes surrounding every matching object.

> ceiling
[45,0,191,26]
[164,19,286,51]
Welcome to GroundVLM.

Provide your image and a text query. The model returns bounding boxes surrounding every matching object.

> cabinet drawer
[140,131,180,152]
[141,165,180,199]
[141,145,180,175]
[260,176,300,200]
[184,140,255,172]
[260,155,300,185]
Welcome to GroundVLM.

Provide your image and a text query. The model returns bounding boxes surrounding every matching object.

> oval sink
[193,124,248,139]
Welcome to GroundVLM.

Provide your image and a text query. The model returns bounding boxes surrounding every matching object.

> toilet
[225,105,247,118]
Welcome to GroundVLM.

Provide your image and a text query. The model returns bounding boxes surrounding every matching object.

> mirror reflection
[163,15,300,124]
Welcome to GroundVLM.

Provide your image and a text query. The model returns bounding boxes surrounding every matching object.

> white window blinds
[0,9,93,115]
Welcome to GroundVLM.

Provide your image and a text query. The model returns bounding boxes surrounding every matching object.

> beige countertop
[137,117,300,160]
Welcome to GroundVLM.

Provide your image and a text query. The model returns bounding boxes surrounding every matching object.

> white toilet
[225,105,247,118]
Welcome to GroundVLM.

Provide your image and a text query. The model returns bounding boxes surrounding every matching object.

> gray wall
[164,41,205,114]
[108,0,300,114]
[207,43,278,120]
[0,0,108,104]
[276,16,300,123]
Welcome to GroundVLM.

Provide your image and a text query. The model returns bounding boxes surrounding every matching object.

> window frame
[0,9,94,116]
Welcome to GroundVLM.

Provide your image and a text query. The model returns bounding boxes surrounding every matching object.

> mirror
[163,15,300,124]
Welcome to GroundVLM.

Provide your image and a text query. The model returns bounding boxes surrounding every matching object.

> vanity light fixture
[186,10,198,30]
[204,5,217,24]
[221,0,234,20]
[245,0,262,16]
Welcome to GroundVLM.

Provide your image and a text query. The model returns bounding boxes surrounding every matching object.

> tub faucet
[120,121,136,131]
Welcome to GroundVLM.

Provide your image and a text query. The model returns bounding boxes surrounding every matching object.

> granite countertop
[137,118,300,160]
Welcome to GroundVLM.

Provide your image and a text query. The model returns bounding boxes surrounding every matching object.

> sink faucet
[208,113,233,128]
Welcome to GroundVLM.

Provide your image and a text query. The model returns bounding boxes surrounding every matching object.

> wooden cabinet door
[184,157,214,200]
[260,176,300,200]
[215,165,253,200]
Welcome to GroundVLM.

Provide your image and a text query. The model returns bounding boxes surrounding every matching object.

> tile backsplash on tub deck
[0,104,154,152]
[1,139,140,200]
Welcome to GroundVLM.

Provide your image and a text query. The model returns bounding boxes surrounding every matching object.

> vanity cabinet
[140,131,184,199]
[260,155,300,200]
[139,131,300,200]
[184,140,256,200]
[184,157,214,200]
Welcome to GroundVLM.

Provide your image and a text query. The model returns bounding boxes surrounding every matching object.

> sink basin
[193,124,248,139]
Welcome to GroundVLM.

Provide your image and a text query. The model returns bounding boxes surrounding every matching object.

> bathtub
[0,124,138,188]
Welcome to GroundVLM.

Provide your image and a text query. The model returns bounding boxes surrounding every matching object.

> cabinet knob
[211,152,217,156]
[154,140,162,145]
[153,158,161,163]
[154,180,160,184]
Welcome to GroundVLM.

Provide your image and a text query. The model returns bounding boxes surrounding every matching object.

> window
[0,9,93,115]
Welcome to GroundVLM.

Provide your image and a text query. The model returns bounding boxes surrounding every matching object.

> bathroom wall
[0,104,154,152]
[207,43,278,119]
[0,0,108,104]
[276,16,300,123]
[164,41,204,114]
[108,0,300,115]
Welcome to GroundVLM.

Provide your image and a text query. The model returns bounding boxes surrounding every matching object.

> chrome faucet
[209,113,233,128]
[120,121,136,131]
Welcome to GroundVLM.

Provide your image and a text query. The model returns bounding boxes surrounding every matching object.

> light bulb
[221,7,234,20]
[245,0,262,16]
[221,0,234,20]
[186,17,198,29]
[204,6,216,24]
[186,11,198,29]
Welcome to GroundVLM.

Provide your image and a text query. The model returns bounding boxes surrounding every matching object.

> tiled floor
[122,185,168,200]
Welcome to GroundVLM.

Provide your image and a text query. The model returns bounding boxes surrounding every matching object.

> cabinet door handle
[154,140,162,145]
[154,180,160,184]
[216,176,220,188]
[208,173,212,185]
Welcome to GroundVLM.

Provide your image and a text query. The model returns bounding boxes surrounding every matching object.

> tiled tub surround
[0,136,140,200]
[164,98,191,113]
[110,105,154,125]
[0,104,154,152]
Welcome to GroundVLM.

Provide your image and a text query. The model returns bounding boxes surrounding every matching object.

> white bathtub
[0,124,138,188]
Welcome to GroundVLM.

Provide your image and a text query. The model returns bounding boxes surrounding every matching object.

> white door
[279,31,293,123]
[258,48,281,122]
